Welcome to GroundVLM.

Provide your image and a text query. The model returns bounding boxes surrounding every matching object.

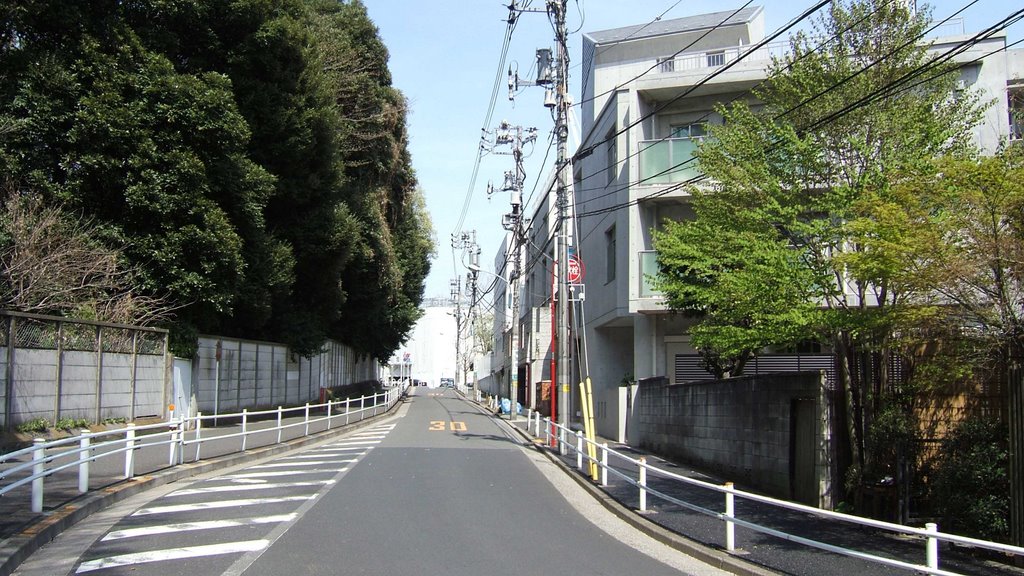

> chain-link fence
[0,311,169,430]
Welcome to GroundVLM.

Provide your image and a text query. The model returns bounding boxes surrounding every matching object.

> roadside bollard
[277,406,283,444]
[327,400,333,429]
[345,398,351,426]
[79,430,91,493]
[31,438,45,513]
[124,424,136,479]
[543,418,551,445]
[639,457,647,511]
[725,482,736,552]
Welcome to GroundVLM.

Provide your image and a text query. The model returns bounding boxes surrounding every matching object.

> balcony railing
[638,138,703,185]
[656,41,788,74]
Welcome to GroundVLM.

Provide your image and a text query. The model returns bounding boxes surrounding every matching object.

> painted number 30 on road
[429,421,467,431]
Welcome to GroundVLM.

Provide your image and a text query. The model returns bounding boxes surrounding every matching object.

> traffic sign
[567,255,585,283]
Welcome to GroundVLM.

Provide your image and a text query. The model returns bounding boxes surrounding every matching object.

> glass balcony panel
[638,138,702,185]
[639,250,661,298]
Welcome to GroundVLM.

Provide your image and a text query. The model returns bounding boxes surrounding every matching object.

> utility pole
[487,122,536,419]
[506,0,570,430]
[452,231,480,392]
[550,0,571,431]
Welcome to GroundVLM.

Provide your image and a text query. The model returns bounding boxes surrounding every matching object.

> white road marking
[102,514,297,541]
[326,440,381,447]
[132,495,314,517]
[167,480,334,497]
[222,468,348,479]
[279,452,361,460]
[76,539,269,573]
[249,459,357,469]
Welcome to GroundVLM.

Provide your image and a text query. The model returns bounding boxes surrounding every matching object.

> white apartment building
[569,6,1023,440]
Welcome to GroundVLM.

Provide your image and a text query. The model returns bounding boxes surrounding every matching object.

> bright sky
[362,0,1023,300]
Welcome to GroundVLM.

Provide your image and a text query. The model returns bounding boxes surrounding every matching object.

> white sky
[362,0,1023,299]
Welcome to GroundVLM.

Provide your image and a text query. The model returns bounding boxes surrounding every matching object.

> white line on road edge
[222,468,349,479]
[102,515,297,541]
[132,495,314,517]
[165,480,335,497]
[76,539,269,573]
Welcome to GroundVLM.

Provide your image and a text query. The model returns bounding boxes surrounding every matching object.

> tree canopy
[0,0,433,360]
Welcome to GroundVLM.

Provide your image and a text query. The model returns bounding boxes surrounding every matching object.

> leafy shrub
[16,418,49,434]
[931,417,1009,541]
[54,417,91,431]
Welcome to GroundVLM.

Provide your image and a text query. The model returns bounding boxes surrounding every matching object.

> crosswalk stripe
[76,539,269,573]
[132,495,314,517]
[102,515,296,541]
[222,468,348,479]
[167,480,334,497]
[249,459,357,469]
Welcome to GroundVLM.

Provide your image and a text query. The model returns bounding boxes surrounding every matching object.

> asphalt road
[13,388,729,576]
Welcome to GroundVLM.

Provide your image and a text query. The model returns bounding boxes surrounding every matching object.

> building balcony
[637,138,703,186]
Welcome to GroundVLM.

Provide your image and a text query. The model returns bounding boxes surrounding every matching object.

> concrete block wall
[193,336,380,415]
[628,371,832,505]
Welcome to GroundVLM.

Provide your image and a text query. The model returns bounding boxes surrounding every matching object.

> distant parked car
[440,378,454,388]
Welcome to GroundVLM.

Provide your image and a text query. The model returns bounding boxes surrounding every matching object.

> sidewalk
[0,400,400,576]
[505,414,1023,576]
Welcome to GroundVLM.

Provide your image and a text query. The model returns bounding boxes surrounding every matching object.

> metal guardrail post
[168,424,177,466]
[345,398,350,426]
[725,482,736,552]
[576,431,583,470]
[194,412,203,462]
[277,407,283,444]
[601,443,609,487]
[543,418,550,445]
[535,413,541,437]
[124,424,136,479]
[926,522,939,570]
[241,409,248,451]
[31,438,44,513]
[178,420,186,465]
[79,430,90,493]
[639,457,648,512]
[304,403,310,436]
[327,400,333,429]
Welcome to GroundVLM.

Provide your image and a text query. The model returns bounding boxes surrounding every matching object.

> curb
[0,399,405,576]
[488,404,778,576]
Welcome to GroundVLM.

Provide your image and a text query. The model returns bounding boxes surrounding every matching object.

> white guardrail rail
[0,387,404,514]
[522,410,1023,576]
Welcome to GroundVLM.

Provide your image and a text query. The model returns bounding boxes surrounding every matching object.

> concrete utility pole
[451,230,480,392]
[489,121,536,418]
[550,0,571,431]
[507,0,571,429]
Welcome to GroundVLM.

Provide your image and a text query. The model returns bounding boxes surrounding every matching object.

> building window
[1010,84,1023,141]
[706,50,725,67]
[606,127,617,186]
[670,123,706,139]
[605,225,616,283]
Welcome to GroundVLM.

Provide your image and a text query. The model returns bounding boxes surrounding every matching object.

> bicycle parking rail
[523,409,1024,576]
[0,387,404,513]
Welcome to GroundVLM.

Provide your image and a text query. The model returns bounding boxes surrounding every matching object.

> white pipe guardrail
[0,387,404,513]
[523,410,1023,576]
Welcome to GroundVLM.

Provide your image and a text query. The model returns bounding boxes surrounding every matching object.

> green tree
[653,0,983,483]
